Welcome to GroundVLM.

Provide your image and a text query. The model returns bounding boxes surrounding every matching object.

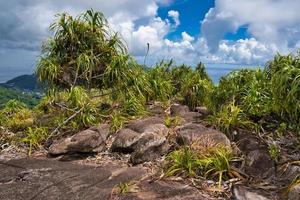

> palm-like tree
[36,9,127,90]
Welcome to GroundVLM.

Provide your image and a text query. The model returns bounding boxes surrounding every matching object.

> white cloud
[168,10,180,27]
[1,0,300,79]
[0,0,160,51]
[201,0,300,54]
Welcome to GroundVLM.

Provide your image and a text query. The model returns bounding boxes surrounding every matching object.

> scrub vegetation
[1,9,300,192]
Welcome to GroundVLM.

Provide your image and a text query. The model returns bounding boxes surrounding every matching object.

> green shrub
[208,102,253,134]
[267,54,300,125]
[164,115,181,128]
[0,100,34,132]
[21,127,48,155]
[165,146,234,187]
[146,61,174,102]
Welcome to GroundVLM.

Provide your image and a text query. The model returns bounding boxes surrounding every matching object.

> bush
[21,127,48,155]
[165,145,234,187]
[0,100,34,132]
[208,102,254,134]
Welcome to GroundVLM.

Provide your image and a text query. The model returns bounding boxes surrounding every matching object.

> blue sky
[158,0,215,39]
[0,0,300,82]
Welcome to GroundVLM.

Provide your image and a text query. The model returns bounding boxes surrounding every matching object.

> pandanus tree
[36,9,128,90]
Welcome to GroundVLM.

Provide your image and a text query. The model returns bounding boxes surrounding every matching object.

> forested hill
[0,74,42,108]
[0,74,42,92]
[0,86,40,109]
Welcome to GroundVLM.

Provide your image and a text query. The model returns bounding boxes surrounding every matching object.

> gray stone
[125,117,164,133]
[119,180,217,200]
[111,129,141,153]
[288,184,300,200]
[176,123,231,147]
[49,124,110,155]
[0,159,145,200]
[195,106,209,115]
[130,132,169,165]
[143,124,169,136]
[234,131,274,177]
[233,186,275,200]
[245,149,274,177]
[170,104,189,116]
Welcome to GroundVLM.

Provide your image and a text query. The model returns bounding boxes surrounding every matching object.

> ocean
[0,64,261,84]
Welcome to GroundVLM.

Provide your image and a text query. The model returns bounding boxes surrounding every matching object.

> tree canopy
[36,9,128,89]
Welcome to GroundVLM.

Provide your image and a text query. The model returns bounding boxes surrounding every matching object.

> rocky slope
[0,104,299,200]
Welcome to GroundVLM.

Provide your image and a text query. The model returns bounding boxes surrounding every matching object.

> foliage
[35,87,102,132]
[121,96,147,118]
[170,62,213,110]
[0,86,39,109]
[116,182,130,194]
[146,60,174,102]
[36,9,127,89]
[165,145,234,187]
[268,142,280,163]
[181,74,213,110]
[210,53,300,133]
[164,115,181,128]
[165,146,198,177]
[266,53,300,125]
[21,127,48,155]
[208,102,253,134]
[110,110,126,133]
[0,100,34,132]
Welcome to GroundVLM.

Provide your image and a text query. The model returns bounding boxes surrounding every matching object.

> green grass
[165,146,235,187]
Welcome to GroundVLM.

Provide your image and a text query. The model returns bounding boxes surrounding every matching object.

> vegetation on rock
[1,9,300,198]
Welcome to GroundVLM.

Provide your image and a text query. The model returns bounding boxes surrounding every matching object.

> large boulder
[130,131,169,165]
[0,158,146,200]
[125,117,164,133]
[112,117,170,164]
[234,132,274,177]
[170,104,189,116]
[170,104,202,122]
[175,123,231,147]
[49,124,110,155]
[111,129,141,153]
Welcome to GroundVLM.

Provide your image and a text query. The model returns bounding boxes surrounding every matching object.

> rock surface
[233,185,276,200]
[119,180,217,200]
[288,184,300,200]
[0,158,145,200]
[49,124,110,155]
[170,104,202,122]
[111,128,141,153]
[176,123,231,147]
[111,117,171,164]
[130,132,169,165]
[170,104,189,116]
[234,132,274,177]
[125,117,164,133]
[0,158,214,200]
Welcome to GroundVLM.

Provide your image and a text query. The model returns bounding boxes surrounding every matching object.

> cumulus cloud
[1,0,300,75]
[0,0,160,51]
[168,10,180,27]
[201,0,300,54]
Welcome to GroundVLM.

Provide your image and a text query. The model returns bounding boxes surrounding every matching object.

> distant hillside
[0,74,43,92]
[0,86,40,108]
